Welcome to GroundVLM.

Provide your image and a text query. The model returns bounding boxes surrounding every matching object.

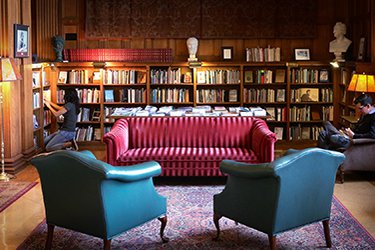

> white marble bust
[329,22,352,62]
[186,37,198,62]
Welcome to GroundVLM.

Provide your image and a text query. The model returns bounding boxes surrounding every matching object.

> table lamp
[0,58,22,181]
[347,73,375,93]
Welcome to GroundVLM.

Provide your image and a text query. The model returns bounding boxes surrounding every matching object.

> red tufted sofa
[103,117,277,176]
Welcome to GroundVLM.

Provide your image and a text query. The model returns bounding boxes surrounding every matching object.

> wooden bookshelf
[32,63,53,152]
[45,61,337,144]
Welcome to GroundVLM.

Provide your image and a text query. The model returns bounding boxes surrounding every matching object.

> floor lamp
[0,58,22,181]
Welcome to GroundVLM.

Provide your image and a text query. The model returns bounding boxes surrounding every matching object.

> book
[319,69,329,83]
[197,71,206,84]
[244,71,253,83]
[58,71,68,83]
[32,72,40,87]
[93,71,101,84]
[104,90,114,102]
[301,127,311,139]
[183,72,192,83]
[274,127,284,140]
[275,69,286,83]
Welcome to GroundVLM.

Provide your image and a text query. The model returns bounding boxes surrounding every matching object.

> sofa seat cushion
[118,147,258,164]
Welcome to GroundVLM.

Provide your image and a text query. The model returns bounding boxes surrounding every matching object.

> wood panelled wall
[33,0,375,61]
[1,0,34,173]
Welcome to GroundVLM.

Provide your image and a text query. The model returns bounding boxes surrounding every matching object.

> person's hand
[344,127,354,138]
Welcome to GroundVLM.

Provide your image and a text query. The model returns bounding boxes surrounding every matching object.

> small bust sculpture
[52,35,65,62]
[329,22,352,62]
[186,37,199,62]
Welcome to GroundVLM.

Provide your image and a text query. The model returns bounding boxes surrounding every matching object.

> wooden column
[0,0,34,173]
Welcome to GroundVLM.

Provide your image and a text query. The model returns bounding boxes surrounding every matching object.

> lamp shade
[0,58,22,81]
[347,73,375,93]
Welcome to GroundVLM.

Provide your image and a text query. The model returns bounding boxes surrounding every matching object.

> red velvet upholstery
[103,117,277,176]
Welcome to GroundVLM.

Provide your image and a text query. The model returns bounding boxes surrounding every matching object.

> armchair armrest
[105,161,162,182]
[103,119,129,165]
[220,160,276,179]
[250,119,277,162]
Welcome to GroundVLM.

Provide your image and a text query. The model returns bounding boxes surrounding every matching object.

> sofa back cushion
[124,117,256,148]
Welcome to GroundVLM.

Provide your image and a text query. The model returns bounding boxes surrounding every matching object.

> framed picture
[222,47,233,60]
[294,48,310,61]
[319,69,329,83]
[14,24,29,58]
[299,88,319,102]
[357,37,365,61]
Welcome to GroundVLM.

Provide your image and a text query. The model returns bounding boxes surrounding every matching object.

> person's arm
[351,115,375,139]
[44,99,67,117]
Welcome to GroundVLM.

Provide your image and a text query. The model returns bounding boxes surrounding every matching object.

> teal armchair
[213,148,345,250]
[31,150,168,250]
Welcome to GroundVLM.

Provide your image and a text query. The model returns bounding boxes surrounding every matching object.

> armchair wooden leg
[339,165,344,184]
[213,213,222,241]
[103,239,111,250]
[45,224,55,250]
[268,234,276,250]
[322,220,332,248]
[158,216,169,243]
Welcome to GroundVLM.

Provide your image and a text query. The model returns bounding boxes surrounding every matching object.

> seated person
[318,93,375,150]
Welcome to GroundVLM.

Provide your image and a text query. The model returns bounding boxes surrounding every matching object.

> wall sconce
[347,73,375,93]
[0,57,22,181]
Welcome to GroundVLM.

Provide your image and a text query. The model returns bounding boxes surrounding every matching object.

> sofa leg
[268,234,276,250]
[45,224,55,250]
[158,216,169,243]
[213,213,222,240]
[322,220,332,248]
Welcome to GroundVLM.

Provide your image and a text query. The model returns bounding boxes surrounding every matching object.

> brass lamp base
[0,172,11,182]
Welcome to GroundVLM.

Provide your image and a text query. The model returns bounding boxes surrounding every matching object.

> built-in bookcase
[32,63,52,152]
[43,61,336,146]
[286,62,334,141]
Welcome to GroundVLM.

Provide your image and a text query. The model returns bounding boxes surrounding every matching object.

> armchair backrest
[31,150,114,238]
[271,148,345,233]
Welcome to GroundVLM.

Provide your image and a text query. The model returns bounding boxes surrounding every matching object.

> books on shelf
[63,48,173,62]
[245,46,281,62]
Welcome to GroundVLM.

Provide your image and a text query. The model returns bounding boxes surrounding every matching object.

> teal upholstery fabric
[31,150,167,240]
[214,148,345,236]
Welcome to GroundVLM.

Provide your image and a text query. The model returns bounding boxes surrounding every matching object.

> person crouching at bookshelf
[43,88,80,151]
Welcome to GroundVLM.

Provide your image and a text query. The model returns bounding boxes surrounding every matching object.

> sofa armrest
[352,138,375,145]
[103,119,129,165]
[250,119,277,162]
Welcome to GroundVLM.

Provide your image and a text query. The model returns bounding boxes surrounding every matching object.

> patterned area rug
[0,181,38,213]
[18,186,375,250]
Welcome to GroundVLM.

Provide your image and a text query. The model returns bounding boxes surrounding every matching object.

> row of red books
[63,49,173,62]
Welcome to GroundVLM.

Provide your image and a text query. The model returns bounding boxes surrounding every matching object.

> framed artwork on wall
[14,24,29,58]
[222,47,233,60]
[357,37,365,61]
[294,48,310,61]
